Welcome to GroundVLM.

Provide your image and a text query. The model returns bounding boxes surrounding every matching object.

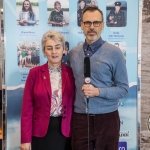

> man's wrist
[95,88,100,96]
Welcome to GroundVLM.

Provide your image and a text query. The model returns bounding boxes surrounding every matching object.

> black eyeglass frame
[82,21,103,27]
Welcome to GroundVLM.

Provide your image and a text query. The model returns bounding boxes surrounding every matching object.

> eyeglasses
[83,21,103,27]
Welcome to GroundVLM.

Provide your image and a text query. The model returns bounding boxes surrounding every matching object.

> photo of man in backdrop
[106,1,127,27]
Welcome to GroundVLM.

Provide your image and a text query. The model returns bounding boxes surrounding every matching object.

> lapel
[41,63,51,97]
[62,64,68,94]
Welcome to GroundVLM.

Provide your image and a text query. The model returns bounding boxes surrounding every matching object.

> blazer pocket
[32,113,39,121]
[32,113,49,137]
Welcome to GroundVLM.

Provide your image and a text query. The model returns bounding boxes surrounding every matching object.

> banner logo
[118,142,127,150]
[85,77,91,84]
[120,131,130,138]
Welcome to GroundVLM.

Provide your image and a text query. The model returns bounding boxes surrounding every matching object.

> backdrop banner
[4,0,138,149]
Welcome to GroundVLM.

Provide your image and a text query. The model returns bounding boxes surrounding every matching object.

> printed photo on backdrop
[106,1,127,27]
[16,0,39,26]
[47,0,69,27]
[62,41,70,66]
[17,41,40,68]
[77,0,98,27]
[109,41,126,61]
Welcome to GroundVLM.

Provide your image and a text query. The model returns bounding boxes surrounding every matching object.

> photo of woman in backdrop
[47,0,69,27]
[77,0,86,27]
[20,30,75,150]
[16,0,39,26]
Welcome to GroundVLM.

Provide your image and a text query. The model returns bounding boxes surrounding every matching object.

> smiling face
[44,39,65,68]
[80,1,85,9]
[23,1,30,11]
[55,3,61,11]
[81,10,104,45]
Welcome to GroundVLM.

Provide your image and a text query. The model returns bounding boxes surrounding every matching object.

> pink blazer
[21,63,75,143]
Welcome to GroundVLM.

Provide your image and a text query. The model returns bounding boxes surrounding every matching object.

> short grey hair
[54,1,61,8]
[42,30,65,52]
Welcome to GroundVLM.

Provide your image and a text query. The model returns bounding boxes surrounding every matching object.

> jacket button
[64,111,66,114]
[63,116,66,119]
[64,106,66,108]
[34,118,36,120]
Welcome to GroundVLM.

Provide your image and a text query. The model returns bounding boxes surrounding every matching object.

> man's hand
[20,143,31,150]
[109,16,113,20]
[59,22,63,25]
[82,84,100,97]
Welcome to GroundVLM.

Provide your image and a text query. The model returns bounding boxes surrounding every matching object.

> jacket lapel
[62,64,68,94]
[41,63,51,97]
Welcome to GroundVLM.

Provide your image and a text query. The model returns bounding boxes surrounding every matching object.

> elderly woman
[18,0,37,26]
[20,30,75,150]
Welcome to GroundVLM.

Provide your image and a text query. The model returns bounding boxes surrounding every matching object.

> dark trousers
[71,110,120,150]
[32,116,72,150]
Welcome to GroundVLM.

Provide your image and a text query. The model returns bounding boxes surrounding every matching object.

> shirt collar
[55,9,61,12]
[115,10,120,13]
[83,37,104,56]
[48,65,61,73]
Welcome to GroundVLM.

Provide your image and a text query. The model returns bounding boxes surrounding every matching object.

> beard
[84,29,100,43]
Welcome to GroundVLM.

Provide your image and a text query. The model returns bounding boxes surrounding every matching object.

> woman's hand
[23,20,28,23]
[20,143,31,150]
[18,20,25,25]
[18,20,28,25]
